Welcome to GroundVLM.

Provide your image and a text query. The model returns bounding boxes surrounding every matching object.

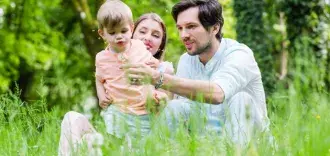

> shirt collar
[205,39,227,66]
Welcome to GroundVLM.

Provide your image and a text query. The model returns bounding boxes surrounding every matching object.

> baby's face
[101,21,133,53]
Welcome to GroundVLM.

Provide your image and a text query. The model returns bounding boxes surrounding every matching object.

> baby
[95,0,166,137]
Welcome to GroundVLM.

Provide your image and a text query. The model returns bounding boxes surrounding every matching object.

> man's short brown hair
[172,0,224,41]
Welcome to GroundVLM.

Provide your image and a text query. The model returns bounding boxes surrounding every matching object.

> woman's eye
[121,30,128,33]
[139,30,146,34]
[152,34,160,38]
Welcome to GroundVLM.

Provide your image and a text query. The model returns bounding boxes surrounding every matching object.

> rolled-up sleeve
[95,53,105,83]
[211,49,259,101]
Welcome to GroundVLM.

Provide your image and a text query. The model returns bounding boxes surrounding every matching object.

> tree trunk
[71,0,105,58]
[69,0,105,99]
[278,12,288,80]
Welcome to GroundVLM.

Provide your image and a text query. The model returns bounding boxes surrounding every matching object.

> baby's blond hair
[97,0,133,30]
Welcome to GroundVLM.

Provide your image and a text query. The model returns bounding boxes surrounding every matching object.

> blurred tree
[0,0,186,108]
[221,0,237,39]
[233,0,277,94]
[0,0,94,109]
[69,0,104,57]
[2,0,327,109]
[1,0,67,99]
[279,0,330,92]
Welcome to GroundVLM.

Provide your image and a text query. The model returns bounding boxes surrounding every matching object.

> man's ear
[212,23,220,36]
[98,29,104,39]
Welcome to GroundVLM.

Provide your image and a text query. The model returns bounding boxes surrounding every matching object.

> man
[124,0,270,145]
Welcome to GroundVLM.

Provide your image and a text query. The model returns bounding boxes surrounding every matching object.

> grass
[0,82,330,156]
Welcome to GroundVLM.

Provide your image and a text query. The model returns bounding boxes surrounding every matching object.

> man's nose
[180,29,189,40]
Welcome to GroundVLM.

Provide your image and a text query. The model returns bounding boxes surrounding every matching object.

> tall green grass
[0,90,61,155]
[1,58,330,155]
[1,83,329,155]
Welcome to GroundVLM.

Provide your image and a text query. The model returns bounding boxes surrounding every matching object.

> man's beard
[188,40,212,56]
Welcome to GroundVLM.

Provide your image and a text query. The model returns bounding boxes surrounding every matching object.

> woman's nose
[143,33,151,41]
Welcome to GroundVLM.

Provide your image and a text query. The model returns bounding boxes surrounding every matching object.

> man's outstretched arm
[157,72,225,104]
[122,63,225,104]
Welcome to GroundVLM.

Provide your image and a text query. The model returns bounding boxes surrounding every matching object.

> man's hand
[98,94,112,109]
[121,63,160,85]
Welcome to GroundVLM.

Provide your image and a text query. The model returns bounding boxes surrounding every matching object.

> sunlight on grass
[1,81,329,155]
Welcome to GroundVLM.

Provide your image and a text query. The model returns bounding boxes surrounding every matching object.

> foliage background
[0,0,329,155]
[0,0,238,109]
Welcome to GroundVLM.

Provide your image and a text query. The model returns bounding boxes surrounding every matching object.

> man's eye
[187,25,196,29]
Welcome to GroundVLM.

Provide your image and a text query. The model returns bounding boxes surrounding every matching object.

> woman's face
[133,19,164,56]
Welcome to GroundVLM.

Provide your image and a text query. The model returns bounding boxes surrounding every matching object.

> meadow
[0,0,329,155]
[1,75,329,155]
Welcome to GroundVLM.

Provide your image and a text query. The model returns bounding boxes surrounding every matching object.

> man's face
[176,7,212,56]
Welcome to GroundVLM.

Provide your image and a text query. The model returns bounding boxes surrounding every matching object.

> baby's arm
[96,79,112,109]
[95,52,113,109]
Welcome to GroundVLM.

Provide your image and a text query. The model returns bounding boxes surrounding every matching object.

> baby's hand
[154,91,169,105]
[145,60,159,69]
[98,94,113,109]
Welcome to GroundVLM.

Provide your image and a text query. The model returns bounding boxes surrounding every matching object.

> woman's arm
[161,62,174,99]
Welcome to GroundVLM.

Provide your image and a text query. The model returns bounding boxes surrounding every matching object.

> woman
[131,13,174,102]
[58,12,171,155]
[132,13,174,74]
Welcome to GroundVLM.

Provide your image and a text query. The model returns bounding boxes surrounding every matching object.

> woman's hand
[165,65,175,75]
[121,63,160,85]
[98,94,112,109]
[145,59,160,69]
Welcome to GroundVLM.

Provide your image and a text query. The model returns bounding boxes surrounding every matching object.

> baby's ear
[98,29,104,38]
